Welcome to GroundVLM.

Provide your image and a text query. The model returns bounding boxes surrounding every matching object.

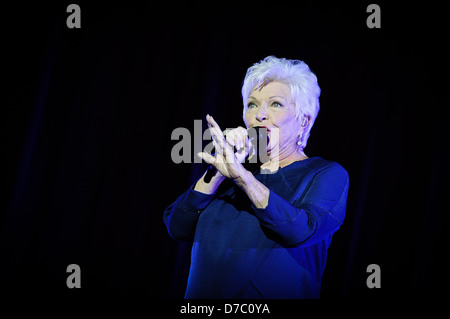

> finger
[197,152,215,165]
[237,127,248,151]
[207,116,239,162]
[207,115,225,140]
[211,138,221,156]
[222,138,237,162]
[207,115,225,146]
[227,127,247,151]
[212,128,235,161]
[236,145,246,158]
[212,139,224,157]
[209,126,226,154]
[247,136,256,158]
[230,131,241,151]
[225,131,237,148]
[246,135,252,150]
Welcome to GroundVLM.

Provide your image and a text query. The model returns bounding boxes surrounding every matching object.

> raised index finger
[206,114,224,140]
[206,114,225,154]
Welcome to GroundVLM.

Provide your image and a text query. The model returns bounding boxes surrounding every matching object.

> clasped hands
[197,115,252,180]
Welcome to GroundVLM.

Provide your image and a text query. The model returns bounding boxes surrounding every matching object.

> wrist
[234,169,269,209]
[194,170,225,194]
[233,169,253,189]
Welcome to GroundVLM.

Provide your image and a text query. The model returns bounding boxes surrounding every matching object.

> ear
[300,115,311,129]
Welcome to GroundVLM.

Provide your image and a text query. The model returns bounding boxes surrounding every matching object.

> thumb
[197,152,215,165]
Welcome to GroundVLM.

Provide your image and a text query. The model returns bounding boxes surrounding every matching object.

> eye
[247,102,257,109]
[271,101,284,108]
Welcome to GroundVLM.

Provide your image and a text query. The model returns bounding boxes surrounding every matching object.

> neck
[260,146,308,172]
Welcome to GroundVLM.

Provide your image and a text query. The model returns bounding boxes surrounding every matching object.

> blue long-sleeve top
[163,157,349,299]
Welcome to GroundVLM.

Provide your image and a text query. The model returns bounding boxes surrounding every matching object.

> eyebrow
[269,96,287,101]
[247,95,287,102]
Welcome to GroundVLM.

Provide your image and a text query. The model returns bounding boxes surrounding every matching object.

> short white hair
[241,56,321,149]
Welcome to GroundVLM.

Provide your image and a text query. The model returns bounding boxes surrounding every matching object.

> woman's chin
[266,147,279,157]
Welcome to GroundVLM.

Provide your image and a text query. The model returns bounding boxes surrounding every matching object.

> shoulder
[311,157,347,172]
[314,158,349,187]
[298,157,349,181]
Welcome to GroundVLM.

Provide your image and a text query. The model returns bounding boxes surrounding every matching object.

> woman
[164,56,349,299]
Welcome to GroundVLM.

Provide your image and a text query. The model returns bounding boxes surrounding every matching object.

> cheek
[274,116,300,141]
[243,116,249,128]
[243,111,253,126]
[272,112,296,129]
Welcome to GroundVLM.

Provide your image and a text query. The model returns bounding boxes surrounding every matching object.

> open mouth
[261,126,271,133]
[259,126,271,147]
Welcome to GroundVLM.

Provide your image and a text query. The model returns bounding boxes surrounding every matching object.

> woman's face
[244,81,302,157]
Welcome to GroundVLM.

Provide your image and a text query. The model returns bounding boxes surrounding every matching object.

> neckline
[282,156,319,170]
[259,156,319,175]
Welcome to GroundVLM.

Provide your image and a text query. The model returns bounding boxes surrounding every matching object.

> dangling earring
[297,132,303,146]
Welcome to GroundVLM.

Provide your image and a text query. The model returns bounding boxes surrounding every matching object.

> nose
[256,105,268,122]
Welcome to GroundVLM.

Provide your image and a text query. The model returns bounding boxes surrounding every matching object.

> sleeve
[252,162,349,247]
[163,185,215,241]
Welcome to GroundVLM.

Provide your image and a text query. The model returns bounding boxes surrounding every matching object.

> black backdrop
[1,1,448,305]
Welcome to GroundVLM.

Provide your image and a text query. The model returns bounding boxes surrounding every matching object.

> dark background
[1,1,448,305]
